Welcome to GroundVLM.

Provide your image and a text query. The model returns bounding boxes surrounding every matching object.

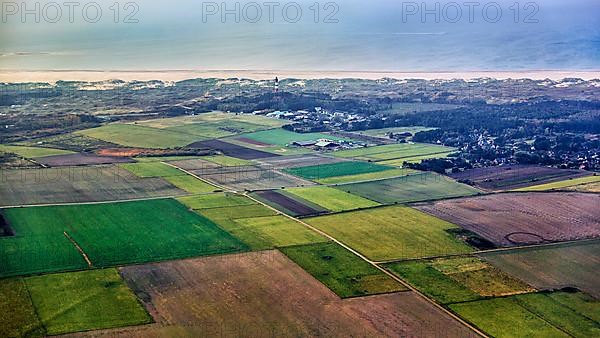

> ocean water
[0,0,599,71]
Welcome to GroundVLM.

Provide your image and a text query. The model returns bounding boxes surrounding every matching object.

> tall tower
[275,76,279,93]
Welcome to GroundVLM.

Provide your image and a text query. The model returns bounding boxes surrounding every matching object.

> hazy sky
[1,0,599,71]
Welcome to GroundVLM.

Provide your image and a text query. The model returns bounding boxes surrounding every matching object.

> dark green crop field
[281,242,406,298]
[0,199,247,277]
[285,161,393,180]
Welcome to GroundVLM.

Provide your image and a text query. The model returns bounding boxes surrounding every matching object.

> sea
[0,0,599,72]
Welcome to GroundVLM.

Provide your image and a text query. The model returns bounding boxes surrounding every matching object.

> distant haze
[0,0,599,72]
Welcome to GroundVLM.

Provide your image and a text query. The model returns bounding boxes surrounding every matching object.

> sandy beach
[1,69,599,83]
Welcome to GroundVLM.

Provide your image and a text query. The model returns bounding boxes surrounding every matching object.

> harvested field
[285,186,380,212]
[25,269,151,336]
[77,251,476,337]
[515,174,600,191]
[305,205,473,261]
[21,134,119,153]
[0,166,186,207]
[236,137,270,146]
[449,165,591,191]
[568,181,600,192]
[192,165,315,191]
[188,139,279,160]
[76,124,200,149]
[285,161,393,180]
[416,192,600,247]
[385,257,533,304]
[0,199,246,277]
[281,242,406,298]
[36,153,135,166]
[0,278,44,338]
[449,291,600,338]
[337,172,481,204]
[480,240,600,298]
[0,144,74,158]
[253,190,327,216]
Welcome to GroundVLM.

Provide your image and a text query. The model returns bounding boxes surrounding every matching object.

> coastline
[1,69,599,83]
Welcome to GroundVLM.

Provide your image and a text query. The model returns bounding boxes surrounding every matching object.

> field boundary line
[63,231,93,268]
[374,237,600,265]
[0,194,189,209]
[243,192,487,338]
[162,161,231,191]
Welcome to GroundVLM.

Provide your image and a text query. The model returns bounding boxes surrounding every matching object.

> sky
[0,0,599,71]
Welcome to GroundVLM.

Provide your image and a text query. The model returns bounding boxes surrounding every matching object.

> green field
[0,144,74,158]
[120,162,186,177]
[164,120,268,139]
[286,186,379,212]
[317,168,419,184]
[135,111,287,129]
[0,279,44,337]
[201,155,254,166]
[386,261,480,304]
[26,269,151,336]
[449,291,600,338]
[336,172,481,204]
[280,242,406,298]
[514,175,600,191]
[332,143,454,162]
[164,175,217,194]
[386,257,532,304]
[285,161,393,180]
[207,215,327,251]
[200,204,278,220]
[238,129,345,146]
[305,205,473,261]
[380,152,455,166]
[178,192,256,210]
[76,124,199,148]
[1,199,246,276]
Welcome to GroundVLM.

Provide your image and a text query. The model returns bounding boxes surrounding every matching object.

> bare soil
[255,190,322,216]
[36,153,135,167]
[188,140,279,160]
[416,192,600,247]
[449,165,591,191]
[65,251,475,337]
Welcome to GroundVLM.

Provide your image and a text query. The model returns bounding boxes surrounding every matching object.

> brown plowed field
[416,192,600,247]
[255,190,323,216]
[449,165,591,191]
[188,140,278,160]
[36,153,135,167]
[66,251,475,337]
